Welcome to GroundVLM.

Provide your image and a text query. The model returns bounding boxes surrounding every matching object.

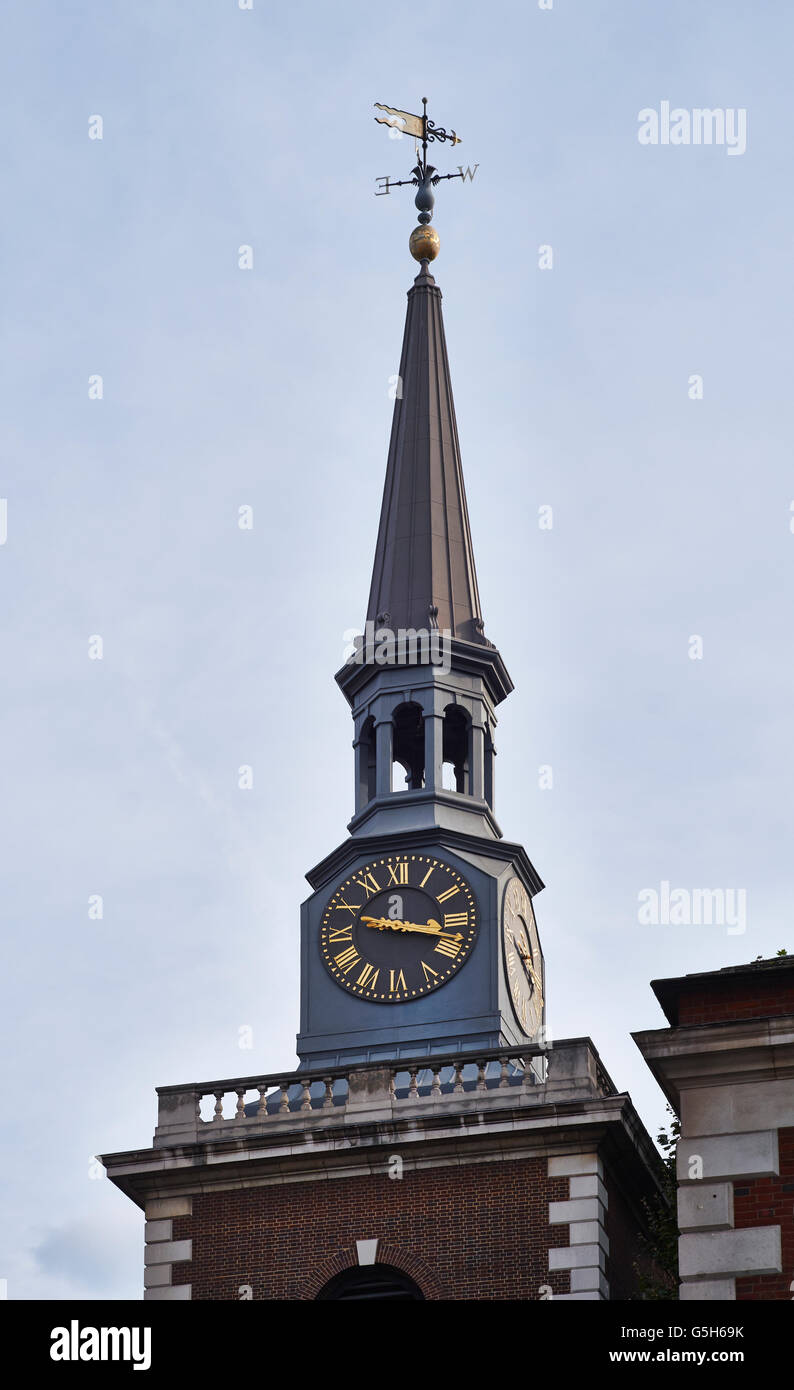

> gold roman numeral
[387,859,409,885]
[420,961,439,985]
[435,937,462,959]
[334,898,362,913]
[389,968,407,993]
[334,945,360,973]
[328,925,353,942]
[436,884,460,903]
[352,870,380,898]
[443,912,468,930]
[419,865,435,888]
[356,962,380,989]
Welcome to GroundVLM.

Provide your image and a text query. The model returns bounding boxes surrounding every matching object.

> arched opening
[316,1265,425,1301]
[442,705,470,794]
[392,702,425,790]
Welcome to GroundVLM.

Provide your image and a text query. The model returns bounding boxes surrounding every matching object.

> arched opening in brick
[315,1264,425,1301]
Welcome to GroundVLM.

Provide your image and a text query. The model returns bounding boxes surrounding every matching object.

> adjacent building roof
[651,955,794,1026]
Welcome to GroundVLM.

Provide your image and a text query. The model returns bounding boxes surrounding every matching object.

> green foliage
[633,1107,680,1300]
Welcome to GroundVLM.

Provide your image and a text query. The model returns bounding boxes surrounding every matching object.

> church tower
[101,103,664,1301]
[297,247,545,1070]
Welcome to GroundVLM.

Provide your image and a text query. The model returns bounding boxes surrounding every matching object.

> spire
[366,260,487,646]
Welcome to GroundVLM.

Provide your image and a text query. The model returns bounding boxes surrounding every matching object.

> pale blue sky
[1,0,792,1298]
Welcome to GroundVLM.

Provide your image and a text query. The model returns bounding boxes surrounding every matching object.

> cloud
[32,1217,134,1292]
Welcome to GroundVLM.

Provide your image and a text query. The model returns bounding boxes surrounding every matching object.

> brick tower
[101,112,664,1299]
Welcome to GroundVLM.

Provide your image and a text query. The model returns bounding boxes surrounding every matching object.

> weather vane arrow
[373,97,478,264]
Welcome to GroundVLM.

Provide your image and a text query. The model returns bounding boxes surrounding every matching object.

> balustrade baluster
[185,1052,555,1135]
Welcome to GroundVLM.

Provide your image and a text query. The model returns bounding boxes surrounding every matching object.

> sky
[1,0,792,1300]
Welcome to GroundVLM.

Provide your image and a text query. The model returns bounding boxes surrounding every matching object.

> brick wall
[676,975,794,1026]
[734,1127,794,1300]
[171,1156,573,1300]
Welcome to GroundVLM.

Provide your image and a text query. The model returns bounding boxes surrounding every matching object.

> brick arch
[298,1244,445,1301]
[375,1244,444,1298]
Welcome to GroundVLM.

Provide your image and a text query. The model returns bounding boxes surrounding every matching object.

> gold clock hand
[360,916,392,931]
[522,957,543,992]
[402,917,444,936]
[360,915,463,941]
[514,938,542,992]
[407,921,463,940]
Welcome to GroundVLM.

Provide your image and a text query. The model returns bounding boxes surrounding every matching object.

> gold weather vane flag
[374,103,426,141]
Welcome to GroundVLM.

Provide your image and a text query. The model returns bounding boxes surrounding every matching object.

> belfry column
[424,702,445,795]
[374,716,393,797]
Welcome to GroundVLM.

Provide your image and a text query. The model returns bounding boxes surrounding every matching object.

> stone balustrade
[153,1039,617,1149]
[153,1045,556,1148]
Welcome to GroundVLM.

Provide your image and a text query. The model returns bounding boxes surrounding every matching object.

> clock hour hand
[361,915,463,942]
[520,954,542,993]
[512,934,542,992]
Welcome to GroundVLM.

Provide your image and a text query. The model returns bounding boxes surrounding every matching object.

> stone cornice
[632,1014,794,1110]
[305,825,545,895]
[100,1092,656,1212]
[335,639,513,710]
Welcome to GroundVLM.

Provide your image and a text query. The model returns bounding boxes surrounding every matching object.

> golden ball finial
[409,224,440,262]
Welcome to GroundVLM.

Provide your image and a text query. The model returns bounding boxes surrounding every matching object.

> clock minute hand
[361,915,463,941]
[516,941,543,992]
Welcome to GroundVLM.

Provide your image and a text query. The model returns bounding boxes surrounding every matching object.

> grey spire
[366,262,487,645]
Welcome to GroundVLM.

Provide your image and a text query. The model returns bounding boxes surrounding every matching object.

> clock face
[319,853,478,1002]
[502,876,543,1037]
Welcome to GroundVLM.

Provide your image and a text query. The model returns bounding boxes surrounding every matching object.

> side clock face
[320,853,478,1002]
[502,876,544,1037]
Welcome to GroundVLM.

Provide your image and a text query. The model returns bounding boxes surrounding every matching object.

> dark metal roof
[366,262,488,645]
[651,954,794,1025]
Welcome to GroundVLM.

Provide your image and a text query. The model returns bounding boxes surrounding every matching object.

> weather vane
[374,98,478,263]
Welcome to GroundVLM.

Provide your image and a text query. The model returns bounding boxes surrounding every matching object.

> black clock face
[319,853,478,1002]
